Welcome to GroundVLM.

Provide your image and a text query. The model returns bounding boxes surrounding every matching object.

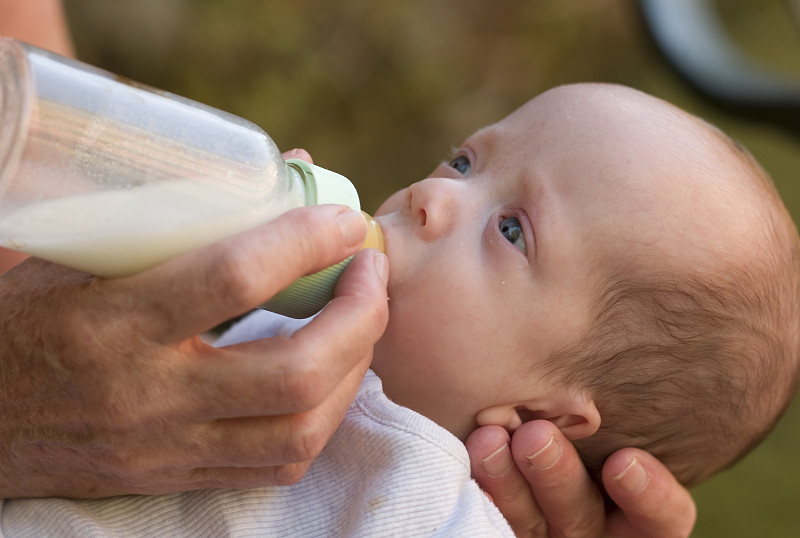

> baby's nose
[405,177,460,241]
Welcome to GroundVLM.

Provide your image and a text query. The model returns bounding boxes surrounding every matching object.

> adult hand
[0,0,74,57]
[0,168,389,498]
[467,421,695,538]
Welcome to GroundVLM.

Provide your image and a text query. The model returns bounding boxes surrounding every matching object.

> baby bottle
[0,38,383,318]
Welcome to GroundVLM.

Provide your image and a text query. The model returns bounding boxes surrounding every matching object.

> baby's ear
[476,392,600,441]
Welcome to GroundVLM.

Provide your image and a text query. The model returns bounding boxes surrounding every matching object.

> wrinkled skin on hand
[468,421,696,538]
[0,202,389,499]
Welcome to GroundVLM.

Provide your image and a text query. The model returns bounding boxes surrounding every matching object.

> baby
[1,83,798,536]
[371,82,800,488]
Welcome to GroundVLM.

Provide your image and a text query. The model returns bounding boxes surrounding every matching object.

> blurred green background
[62,1,800,535]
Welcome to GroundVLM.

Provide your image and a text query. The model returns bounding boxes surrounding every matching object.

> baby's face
[371,83,760,440]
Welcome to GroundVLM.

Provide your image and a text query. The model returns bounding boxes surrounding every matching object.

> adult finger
[283,246,389,404]
[509,421,605,538]
[177,249,387,478]
[189,248,389,419]
[127,204,369,342]
[187,344,372,475]
[281,148,313,163]
[467,425,543,535]
[602,448,696,538]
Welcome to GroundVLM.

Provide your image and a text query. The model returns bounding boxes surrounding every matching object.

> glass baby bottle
[0,38,383,318]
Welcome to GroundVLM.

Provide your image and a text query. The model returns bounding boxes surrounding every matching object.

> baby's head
[372,83,800,487]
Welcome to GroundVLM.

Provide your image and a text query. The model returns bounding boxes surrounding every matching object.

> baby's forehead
[505,85,750,186]
[510,86,772,269]
[508,84,708,141]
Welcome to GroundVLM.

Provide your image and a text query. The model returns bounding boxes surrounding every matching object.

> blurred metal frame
[639,0,800,136]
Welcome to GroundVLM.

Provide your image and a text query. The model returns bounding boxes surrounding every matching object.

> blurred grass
[63,1,800,535]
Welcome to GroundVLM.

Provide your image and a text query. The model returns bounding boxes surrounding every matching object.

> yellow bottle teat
[360,211,384,252]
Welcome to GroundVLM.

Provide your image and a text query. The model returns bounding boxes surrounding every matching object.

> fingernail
[481,443,514,478]
[526,434,561,471]
[613,457,648,493]
[373,252,389,287]
[336,209,367,248]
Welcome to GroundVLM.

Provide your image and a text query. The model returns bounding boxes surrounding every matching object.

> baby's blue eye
[500,217,527,254]
[449,155,471,175]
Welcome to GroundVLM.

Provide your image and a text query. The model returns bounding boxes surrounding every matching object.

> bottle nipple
[360,211,384,252]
